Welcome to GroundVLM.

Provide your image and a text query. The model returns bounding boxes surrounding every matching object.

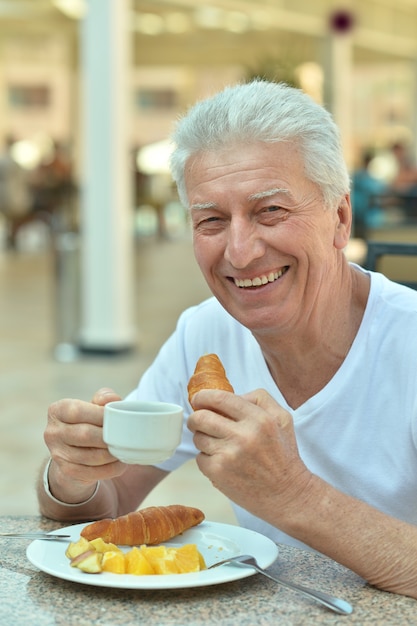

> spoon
[208,554,353,615]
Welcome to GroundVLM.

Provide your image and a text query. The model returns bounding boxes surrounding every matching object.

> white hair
[169,80,350,210]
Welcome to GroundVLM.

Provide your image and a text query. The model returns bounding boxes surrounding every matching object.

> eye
[203,216,221,222]
[192,212,225,232]
[259,204,288,222]
[195,215,221,227]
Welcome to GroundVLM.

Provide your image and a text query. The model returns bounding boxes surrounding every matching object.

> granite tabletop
[0,516,415,625]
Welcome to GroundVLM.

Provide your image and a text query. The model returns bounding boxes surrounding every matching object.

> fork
[208,554,353,615]
[0,532,71,540]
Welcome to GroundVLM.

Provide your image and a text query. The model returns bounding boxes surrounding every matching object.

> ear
[334,195,352,250]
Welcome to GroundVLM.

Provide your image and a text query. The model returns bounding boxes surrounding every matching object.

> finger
[193,432,226,458]
[242,388,291,426]
[190,389,246,421]
[59,439,119,466]
[193,388,286,425]
[188,408,233,438]
[44,421,107,467]
[48,398,105,427]
[91,388,122,405]
[55,421,107,450]
[242,388,277,410]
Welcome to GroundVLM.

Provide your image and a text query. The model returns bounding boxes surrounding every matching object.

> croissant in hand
[187,353,234,408]
[81,505,205,546]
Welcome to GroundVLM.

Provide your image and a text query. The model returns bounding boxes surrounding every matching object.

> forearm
[274,475,417,598]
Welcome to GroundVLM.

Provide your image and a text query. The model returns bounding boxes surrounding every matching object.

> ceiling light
[135,13,165,36]
[52,0,87,20]
[165,12,191,34]
[137,140,173,175]
[251,9,271,31]
[10,140,42,170]
[194,6,224,30]
[224,11,250,34]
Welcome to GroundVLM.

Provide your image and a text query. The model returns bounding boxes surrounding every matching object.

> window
[135,88,177,111]
[8,85,50,109]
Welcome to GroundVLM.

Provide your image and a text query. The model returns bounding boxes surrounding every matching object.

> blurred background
[1,0,417,520]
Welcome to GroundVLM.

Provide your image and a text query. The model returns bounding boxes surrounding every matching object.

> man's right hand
[44,387,126,504]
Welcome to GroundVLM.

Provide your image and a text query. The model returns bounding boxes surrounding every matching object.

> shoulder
[357,267,417,352]
[350,264,417,359]
[354,263,417,305]
[371,272,417,310]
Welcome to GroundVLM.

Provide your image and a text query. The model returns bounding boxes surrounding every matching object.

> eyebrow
[189,187,291,211]
[189,201,217,211]
[248,187,290,201]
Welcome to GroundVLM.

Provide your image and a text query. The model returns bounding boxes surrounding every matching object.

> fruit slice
[70,550,103,573]
[89,537,122,553]
[125,547,154,575]
[102,550,126,574]
[65,535,206,576]
[65,537,91,560]
[198,550,206,571]
[140,545,179,574]
[168,544,202,573]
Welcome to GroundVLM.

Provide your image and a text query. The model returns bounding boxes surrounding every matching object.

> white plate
[27,521,278,589]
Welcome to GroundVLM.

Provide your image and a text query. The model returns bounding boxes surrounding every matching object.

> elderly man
[37,81,417,598]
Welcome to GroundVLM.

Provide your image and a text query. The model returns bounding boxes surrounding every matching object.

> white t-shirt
[126,266,417,549]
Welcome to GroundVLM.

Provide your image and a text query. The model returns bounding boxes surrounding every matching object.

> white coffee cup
[103,400,184,465]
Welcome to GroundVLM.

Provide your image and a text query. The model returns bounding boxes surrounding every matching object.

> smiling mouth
[233,266,289,288]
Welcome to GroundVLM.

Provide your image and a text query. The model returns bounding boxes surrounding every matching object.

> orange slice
[140,545,179,574]
[168,544,203,573]
[102,550,126,574]
[125,547,154,575]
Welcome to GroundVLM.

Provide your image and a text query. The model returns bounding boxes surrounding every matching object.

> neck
[254,264,370,409]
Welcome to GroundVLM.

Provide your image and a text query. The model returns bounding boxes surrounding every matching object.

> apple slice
[65,537,91,560]
[70,550,103,573]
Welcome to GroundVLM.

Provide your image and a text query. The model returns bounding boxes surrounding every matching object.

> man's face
[186,141,349,335]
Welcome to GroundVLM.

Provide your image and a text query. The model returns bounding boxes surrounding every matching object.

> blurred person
[388,142,417,219]
[37,81,417,599]
[390,142,417,193]
[0,136,32,249]
[31,141,75,220]
[351,150,388,238]
[133,158,168,240]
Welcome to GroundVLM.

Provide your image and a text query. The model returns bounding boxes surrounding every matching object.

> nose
[224,218,266,269]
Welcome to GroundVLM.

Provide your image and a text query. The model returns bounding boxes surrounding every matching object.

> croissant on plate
[80,505,205,546]
[187,353,234,408]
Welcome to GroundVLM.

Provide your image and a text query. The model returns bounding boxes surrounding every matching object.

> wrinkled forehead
[186,139,302,173]
[185,140,304,187]
[184,141,322,212]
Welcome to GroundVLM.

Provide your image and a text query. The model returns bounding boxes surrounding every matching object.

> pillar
[322,8,355,169]
[78,0,136,352]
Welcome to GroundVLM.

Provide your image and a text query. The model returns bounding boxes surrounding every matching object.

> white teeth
[234,269,285,288]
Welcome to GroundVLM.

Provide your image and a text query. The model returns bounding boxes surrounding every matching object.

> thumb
[91,387,122,406]
[242,388,291,425]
